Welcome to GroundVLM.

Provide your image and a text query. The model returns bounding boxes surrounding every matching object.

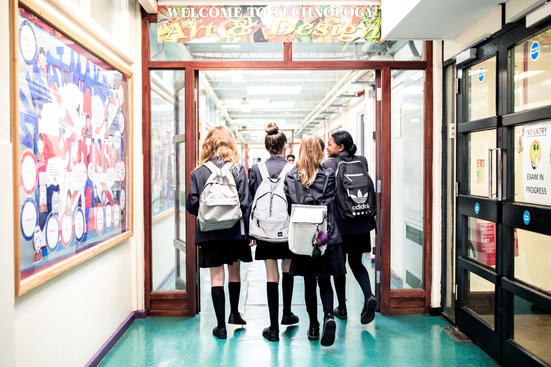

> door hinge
[455,182,459,197]
[376,270,381,284]
[454,283,458,301]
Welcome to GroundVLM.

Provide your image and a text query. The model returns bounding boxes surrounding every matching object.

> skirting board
[85,310,147,367]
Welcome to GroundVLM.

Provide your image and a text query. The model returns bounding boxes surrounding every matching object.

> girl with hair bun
[248,122,299,342]
[186,126,252,340]
[325,129,377,325]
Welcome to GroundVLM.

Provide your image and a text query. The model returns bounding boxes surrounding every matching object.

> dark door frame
[453,15,551,367]
[142,12,434,317]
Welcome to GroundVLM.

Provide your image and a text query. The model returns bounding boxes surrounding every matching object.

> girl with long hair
[186,126,252,339]
[324,130,377,324]
[248,122,299,342]
[284,134,345,347]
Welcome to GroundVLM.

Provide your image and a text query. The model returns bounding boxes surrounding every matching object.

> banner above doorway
[157,5,381,43]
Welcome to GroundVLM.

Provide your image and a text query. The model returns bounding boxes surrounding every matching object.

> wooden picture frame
[11,0,134,296]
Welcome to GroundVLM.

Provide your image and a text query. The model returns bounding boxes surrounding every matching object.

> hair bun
[265,122,279,135]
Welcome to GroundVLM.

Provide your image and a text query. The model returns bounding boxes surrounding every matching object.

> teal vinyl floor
[100,253,500,367]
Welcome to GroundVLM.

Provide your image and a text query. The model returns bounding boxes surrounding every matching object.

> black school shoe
[320,315,336,347]
[333,306,347,320]
[307,322,320,340]
[212,326,227,339]
[262,327,279,342]
[361,296,377,325]
[228,312,247,325]
[281,312,299,325]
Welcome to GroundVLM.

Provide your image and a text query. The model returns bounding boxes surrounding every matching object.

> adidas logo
[348,189,368,204]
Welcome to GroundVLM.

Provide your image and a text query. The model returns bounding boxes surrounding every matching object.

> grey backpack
[249,162,294,242]
[198,161,242,232]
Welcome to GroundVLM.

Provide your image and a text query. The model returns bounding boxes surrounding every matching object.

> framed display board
[11,1,133,296]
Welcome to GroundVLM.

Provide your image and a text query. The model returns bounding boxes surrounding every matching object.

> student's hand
[249,240,257,247]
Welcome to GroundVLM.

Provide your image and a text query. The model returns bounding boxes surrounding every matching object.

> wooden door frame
[142,12,433,316]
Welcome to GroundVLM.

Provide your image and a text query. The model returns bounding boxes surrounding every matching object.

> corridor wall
[0,0,145,366]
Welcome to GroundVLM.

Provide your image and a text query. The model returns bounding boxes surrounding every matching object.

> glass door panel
[466,56,497,121]
[514,228,551,295]
[467,217,497,269]
[465,270,496,329]
[390,70,425,289]
[514,121,551,206]
[511,294,551,364]
[513,26,551,112]
[467,130,497,197]
[150,70,186,291]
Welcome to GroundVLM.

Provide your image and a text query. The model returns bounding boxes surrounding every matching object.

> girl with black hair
[249,122,299,342]
[324,130,377,325]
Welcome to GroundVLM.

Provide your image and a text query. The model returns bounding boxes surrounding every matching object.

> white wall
[1,1,144,366]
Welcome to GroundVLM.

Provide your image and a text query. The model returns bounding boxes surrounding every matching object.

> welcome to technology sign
[157,5,381,43]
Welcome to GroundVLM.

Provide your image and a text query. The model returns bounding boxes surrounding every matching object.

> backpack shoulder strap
[278,163,294,180]
[204,161,218,174]
[258,162,269,180]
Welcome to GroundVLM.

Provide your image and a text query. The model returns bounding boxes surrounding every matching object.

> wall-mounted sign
[157,5,381,43]
[522,121,551,204]
[13,5,133,296]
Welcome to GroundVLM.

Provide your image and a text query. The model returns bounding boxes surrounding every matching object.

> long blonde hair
[199,126,241,167]
[296,134,324,188]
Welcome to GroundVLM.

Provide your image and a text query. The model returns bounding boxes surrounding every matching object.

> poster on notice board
[14,5,132,295]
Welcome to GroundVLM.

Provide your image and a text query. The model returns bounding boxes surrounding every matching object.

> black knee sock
[267,282,279,331]
[211,286,225,328]
[304,276,318,326]
[282,272,294,316]
[228,282,241,315]
[333,275,346,309]
[348,256,373,303]
[318,277,334,316]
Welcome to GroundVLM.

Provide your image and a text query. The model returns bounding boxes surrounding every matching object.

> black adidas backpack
[334,157,376,220]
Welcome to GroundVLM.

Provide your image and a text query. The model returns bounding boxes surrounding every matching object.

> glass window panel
[466,57,497,121]
[293,40,423,61]
[514,228,551,295]
[467,130,497,197]
[514,122,551,206]
[390,70,425,289]
[150,70,185,291]
[150,24,283,61]
[512,295,551,364]
[465,271,495,329]
[513,26,551,112]
[467,218,496,268]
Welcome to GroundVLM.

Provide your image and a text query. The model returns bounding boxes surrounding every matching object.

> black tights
[304,276,334,325]
[334,254,373,309]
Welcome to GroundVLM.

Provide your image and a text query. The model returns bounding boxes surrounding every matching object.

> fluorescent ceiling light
[247,86,303,95]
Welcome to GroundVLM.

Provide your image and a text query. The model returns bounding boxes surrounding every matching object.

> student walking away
[249,122,299,342]
[324,130,377,325]
[284,134,345,347]
[186,126,253,340]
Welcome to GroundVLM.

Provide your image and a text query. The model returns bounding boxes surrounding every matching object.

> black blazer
[186,157,251,245]
[322,151,376,235]
[284,165,341,246]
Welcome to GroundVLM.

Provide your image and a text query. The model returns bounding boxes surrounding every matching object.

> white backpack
[198,161,242,232]
[288,174,329,257]
[249,162,294,242]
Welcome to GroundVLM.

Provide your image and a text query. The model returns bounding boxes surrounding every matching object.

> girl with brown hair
[186,126,252,340]
[248,122,298,342]
[284,134,345,347]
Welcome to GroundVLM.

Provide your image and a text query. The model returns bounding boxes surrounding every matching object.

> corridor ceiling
[200,69,374,143]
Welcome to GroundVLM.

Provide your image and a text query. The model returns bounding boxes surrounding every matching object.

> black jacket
[284,166,341,245]
[322,151,376,235]
[249,156,289,198]
[186,157,250,245]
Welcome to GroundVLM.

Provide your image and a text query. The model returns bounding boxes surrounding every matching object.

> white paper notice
[113,204,120,227]
[46,157,64,185]
[19,22,37,63]
[70,163,87,192]
[21,200,37,239]
[21,151,38,194]
[74,208,85,241]
[105,204,112,229]
[522,121,551,204]
[39,103,61,136]
[46,215,60,250]
[61,212,73,246]
[96,206,105,234]
[120,189,126,210]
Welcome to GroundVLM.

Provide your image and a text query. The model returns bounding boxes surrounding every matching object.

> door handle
[488,148,504,201]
